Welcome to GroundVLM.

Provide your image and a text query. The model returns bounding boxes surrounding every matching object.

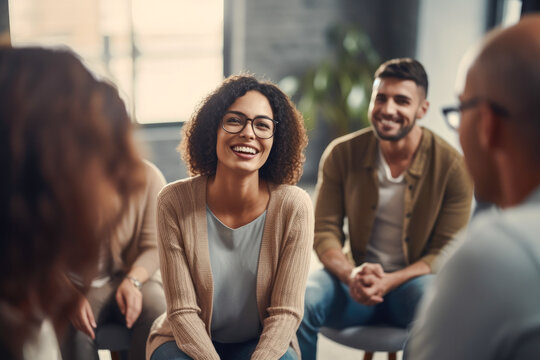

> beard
[372,117,417,142]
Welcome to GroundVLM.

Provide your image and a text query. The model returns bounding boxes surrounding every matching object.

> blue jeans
[150,338,298,360]
[297,269,433,360]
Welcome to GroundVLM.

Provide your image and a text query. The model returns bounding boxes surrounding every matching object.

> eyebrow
[225,110,273,121]
[394,95,412,102]
[375,94,412,102]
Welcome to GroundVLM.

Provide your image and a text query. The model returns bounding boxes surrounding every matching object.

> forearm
[251,313,300,360]
[131,246,159,279]
[169,312,220,360]
[386,260,430,291]
[126,265,149,283]
[319,248,355,285]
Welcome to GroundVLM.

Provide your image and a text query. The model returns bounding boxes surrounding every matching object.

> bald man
[407,15,540,359]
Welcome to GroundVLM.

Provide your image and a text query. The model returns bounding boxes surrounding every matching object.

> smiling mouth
[231,145,259,155]
[379,118,403,125]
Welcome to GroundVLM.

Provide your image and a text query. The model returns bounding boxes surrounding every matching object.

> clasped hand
[348,263,392,306]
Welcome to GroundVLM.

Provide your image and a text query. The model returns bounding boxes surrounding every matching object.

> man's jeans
[297,269,433,360]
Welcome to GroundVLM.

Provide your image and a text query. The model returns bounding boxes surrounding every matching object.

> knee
[401,275,434,303]
[136,282,167,327]
[302,270,339,326]
[279,347,298,360]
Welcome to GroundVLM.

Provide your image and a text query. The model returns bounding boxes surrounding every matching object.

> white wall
[416,0,488,150]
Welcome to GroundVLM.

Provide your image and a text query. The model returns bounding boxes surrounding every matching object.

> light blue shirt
[206,207,265,343]
[409,185,540,359]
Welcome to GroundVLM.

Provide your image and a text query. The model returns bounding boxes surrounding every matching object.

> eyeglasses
[221,111,278,139]
[442,97,509,130]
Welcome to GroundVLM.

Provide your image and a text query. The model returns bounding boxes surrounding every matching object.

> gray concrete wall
[140,1,489,185]
[416,0,488,151]
[231,0,420,82]
[226,0,421,184]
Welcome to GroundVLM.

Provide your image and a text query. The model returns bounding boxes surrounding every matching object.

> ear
[416,99,430,119]
[478,103,503,151]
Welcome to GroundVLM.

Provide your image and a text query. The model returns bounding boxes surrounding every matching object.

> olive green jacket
[314,127,473,270]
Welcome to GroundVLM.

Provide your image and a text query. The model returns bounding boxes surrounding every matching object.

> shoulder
[320,128,376,171]
[423,128,463,164]
[471,202,540,258]
[269,184,313,214]
[446,208,540,289]
[420,129,470,186]
[325,128,375,155]
[270,183,312,204]
[143,159,166,187]
[157,175,205,207]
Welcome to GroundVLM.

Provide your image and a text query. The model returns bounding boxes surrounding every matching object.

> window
[9,0,224,124]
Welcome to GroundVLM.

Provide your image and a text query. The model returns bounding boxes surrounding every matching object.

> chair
[320,325,408,360]
[95,324,130,360]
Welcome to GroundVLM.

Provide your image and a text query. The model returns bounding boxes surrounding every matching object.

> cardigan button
[405,237,410,243]
[406,212,412,218]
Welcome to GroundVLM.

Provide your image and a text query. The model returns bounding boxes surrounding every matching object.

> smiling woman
[146,74,314,360]
[180,75,307,185]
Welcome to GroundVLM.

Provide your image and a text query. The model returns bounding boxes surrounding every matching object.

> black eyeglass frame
[221,110,279,139]
[442,97,509,130]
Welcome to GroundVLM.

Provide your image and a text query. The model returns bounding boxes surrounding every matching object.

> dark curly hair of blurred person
[0,47,146,359]
[179,74,308,185]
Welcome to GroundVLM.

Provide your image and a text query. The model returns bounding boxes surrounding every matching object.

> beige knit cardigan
[146,175,314,360]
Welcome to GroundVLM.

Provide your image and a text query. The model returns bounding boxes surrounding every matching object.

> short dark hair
[179,74,308,185]
[374,58,429,97]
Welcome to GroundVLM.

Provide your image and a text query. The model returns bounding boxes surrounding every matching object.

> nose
[239,119,256,139]
[381,99,397,117]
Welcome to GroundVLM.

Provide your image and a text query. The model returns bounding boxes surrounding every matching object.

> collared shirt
[314,127,473,269]
[408,185,540,359]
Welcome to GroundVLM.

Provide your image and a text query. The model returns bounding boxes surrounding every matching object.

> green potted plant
[280,23,380,137]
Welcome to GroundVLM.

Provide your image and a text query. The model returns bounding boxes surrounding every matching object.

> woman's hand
[69,296,97,339]
[115,278,143,328]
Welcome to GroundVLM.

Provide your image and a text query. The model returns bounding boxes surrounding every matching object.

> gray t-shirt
[206,207,265,343]
[408,186,540,359]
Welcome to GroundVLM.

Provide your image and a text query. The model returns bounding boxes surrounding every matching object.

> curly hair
[179,74,308,185]
[0,47,145,358]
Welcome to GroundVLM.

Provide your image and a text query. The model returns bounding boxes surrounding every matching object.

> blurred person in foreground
[146,75,313,360]
[408,14,540,359]
[60,88,167,359]
[0,47,146,359]
[297,58,473,359]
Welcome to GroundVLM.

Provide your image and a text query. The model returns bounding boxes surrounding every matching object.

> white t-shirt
[365,147,407,272]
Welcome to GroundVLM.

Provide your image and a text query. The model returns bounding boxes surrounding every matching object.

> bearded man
[297,58,473,359]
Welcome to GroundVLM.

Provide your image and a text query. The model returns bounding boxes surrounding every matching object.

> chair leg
[110,351,121,360]
[388,352,397,360]
[363,352,374,360]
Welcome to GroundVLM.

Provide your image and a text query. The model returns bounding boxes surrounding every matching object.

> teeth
[381,119,396,125]
[232,145,257,154]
